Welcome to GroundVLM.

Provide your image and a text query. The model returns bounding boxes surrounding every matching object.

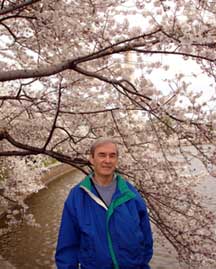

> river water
[0,168,215,269]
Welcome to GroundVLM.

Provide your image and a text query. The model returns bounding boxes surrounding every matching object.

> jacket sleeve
[55,195,80,269]
[136,192,153,269]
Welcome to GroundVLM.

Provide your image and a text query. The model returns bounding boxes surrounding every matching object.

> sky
[114,1,215,110]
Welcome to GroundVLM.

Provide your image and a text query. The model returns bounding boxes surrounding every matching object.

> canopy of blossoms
[0,1,216,267]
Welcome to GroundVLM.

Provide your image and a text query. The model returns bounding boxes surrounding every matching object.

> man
[55,138,153,269]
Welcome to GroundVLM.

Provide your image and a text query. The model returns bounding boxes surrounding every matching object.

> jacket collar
[80,173,132,195]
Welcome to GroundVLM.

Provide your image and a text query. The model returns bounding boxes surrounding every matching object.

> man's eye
[98,153,106,157]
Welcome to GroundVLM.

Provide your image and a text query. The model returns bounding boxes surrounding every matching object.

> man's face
[90,143,118,179]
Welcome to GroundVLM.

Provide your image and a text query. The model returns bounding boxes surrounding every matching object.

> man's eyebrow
[97,152,117,155]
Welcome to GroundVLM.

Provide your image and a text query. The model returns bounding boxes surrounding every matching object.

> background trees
[0,0,216,267]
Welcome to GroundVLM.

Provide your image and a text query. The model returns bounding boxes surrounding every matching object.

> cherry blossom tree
[0,0,216,267]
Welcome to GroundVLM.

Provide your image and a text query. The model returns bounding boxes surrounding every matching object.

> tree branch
[0,59,76,81]
[0,128,89,169]
[0,0,41,15]
[43,81,63,149]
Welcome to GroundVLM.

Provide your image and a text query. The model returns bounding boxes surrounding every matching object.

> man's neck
[93,174,114,186]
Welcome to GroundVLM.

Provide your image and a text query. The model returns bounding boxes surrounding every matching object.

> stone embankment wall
[0,163,75,218]
[41,163,75,185]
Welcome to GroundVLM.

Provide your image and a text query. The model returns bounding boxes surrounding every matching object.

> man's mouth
[102,166,112,169]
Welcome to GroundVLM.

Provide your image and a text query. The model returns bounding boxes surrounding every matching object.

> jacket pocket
[117,221,145,262]
[79,226,95,263]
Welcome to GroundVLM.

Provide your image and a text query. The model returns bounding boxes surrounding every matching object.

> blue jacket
[55,174,153,269]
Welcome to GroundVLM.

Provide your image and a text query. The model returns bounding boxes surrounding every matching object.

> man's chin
[101,170,114,176]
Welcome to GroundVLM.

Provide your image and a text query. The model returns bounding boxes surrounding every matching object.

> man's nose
[105,155,111,162]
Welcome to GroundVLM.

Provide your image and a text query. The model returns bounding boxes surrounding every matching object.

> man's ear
[89,155,94,165]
